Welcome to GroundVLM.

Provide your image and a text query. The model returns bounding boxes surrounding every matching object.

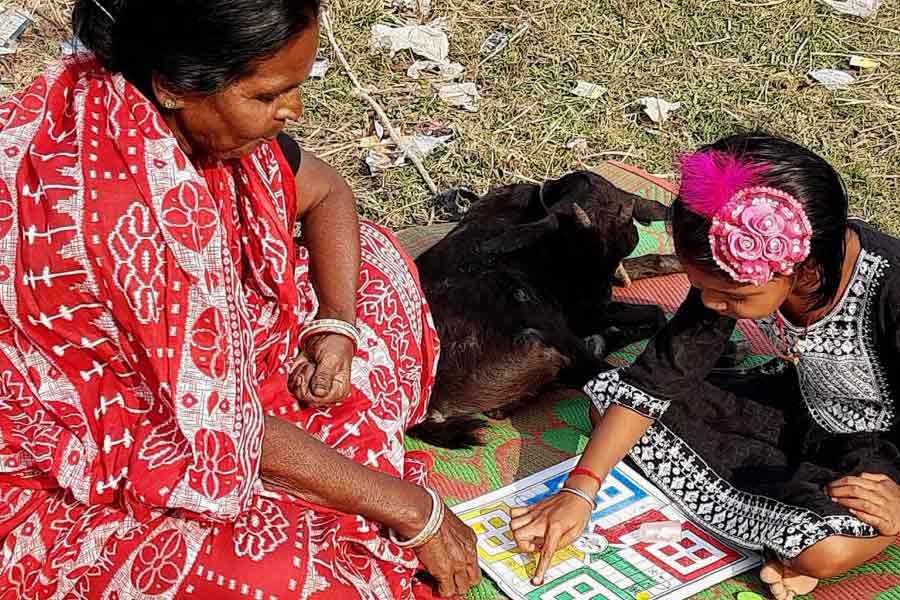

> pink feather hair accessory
[678,150,813,286]
[678,150,770,217]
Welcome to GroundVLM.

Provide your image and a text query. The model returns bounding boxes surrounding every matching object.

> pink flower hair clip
[679,151,812,286]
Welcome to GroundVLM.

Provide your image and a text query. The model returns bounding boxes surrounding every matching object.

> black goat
[409,171,677,448]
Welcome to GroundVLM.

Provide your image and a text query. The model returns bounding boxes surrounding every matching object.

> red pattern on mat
[0,56,440,599]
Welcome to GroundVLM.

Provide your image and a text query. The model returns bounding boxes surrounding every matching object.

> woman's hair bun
[71,0,124,71]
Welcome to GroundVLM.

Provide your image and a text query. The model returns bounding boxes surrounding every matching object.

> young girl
[510,132,900,600]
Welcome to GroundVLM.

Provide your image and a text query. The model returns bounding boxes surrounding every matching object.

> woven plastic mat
[398,162,900,600]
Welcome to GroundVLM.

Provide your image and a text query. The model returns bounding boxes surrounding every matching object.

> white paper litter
[565,137,588,150]
[809,68,855,90]
[636,97,682,123]
[365,133,451,173]
[570,80,607,99]
[436,82,480,112]
[0,45,14,55]
[310,57,330,79]
[407,60,465,81]
[370,22,449,62]
[480,31,509,55]
[0,6,31,47]
[60,37,86,56]
[823,0,878,17]
[405,134,451,160]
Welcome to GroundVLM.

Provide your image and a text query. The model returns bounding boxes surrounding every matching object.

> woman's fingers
[435,575,458,599]
[289,359,316,401]
[466,560,482,590]
[452,571,470,599]
[310,354,339,397]
[861,473,890,482]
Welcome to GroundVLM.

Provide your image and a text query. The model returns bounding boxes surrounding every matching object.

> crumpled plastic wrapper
[370,21,449,63]
[824,0,878,18]
[636,97,682,123]
[407,60,465,81]
[436,82,480,112]
[809,69,855,90]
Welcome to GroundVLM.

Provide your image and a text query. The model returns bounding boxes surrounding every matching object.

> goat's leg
[435,329,572,420]
[540,327,612,388]
[591,301,667,354]
[616,254,683,284]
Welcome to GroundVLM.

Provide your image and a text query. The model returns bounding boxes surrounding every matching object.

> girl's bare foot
[760,559,819,600]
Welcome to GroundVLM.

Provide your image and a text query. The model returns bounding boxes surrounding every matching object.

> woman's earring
[163,99,177,110]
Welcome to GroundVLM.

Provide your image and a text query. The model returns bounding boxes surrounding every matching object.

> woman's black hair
[72,0,321,103]
[671,132,849,311]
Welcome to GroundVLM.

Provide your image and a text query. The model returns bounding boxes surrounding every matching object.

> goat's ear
[632,196,669,225]
[479,213,559,255]
[540,171,595,208]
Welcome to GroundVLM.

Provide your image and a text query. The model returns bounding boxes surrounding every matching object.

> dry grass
[4,0,899,232]
[303,0,900,231]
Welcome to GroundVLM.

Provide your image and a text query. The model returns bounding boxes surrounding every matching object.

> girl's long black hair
[671,132,849,310]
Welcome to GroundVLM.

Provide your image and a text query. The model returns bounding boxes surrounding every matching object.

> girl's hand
[828,473,900,536]
[289,334,354,407]
[509,491,593,586]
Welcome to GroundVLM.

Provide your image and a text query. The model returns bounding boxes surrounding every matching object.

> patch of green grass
[296,0,899,231]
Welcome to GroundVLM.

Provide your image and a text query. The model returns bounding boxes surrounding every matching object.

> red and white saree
[0,55,440,599]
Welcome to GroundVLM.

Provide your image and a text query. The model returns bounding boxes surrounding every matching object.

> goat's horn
[614,262,633,288]
[573,203,592,227]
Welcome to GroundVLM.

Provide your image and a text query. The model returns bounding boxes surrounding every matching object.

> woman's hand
[828,473,900,536]
[414,511,481,599]
[509,491,593,586]
[289,333,354,407]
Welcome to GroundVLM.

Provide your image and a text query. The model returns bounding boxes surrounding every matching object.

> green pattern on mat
[406,418,525,508]
[630,220,673,258]
[551,396,592,434]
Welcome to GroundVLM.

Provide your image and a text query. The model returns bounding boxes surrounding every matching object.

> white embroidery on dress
[587,388,878,559]
[584,369,669,419]
[758,250,894,433]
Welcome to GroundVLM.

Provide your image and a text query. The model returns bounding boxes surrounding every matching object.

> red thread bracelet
[569,467,604,486]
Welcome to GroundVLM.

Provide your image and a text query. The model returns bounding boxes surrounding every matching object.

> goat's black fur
[410,172,671,448]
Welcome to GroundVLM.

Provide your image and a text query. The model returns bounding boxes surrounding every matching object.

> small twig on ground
[378,198,432,225]
[474,23,530,73]
[313,142,359,159]
[321,10,439,195]
[582,150,641,160]
[731,0,788,7]
[691,35,731,47]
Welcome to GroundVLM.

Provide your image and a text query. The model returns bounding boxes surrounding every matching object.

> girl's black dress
[586,221,900,558]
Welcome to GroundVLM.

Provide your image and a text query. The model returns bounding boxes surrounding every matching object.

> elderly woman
[0,0,480,598]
